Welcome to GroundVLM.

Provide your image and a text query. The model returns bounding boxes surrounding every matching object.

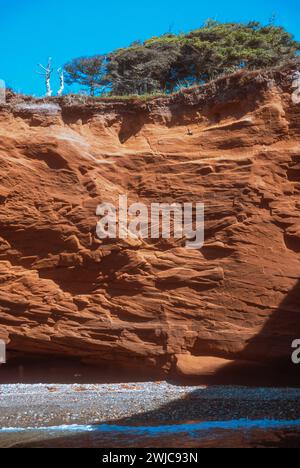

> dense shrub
[64,21,300,96]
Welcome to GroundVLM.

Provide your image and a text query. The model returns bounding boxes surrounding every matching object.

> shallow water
[1,419,300,448]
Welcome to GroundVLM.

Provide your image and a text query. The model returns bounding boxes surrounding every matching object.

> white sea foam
[2,419,300,435]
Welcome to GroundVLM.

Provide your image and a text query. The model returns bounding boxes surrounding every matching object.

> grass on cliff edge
[49,58,300,105]
[4,58,300,108]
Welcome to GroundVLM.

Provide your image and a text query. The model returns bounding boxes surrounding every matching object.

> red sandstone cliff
[0,63,300,380]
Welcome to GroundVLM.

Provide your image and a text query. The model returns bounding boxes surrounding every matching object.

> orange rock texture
[0,64,300,378]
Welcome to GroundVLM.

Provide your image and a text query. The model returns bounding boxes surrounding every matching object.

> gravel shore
[1,383,300,447]
[1,383,300,429]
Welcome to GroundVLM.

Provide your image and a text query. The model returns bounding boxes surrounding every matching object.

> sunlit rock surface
[0,64,300,379]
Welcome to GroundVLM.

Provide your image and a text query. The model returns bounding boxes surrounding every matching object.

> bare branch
[36,57,53,97]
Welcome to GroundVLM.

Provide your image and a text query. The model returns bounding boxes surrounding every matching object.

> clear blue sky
[0,0,299,96]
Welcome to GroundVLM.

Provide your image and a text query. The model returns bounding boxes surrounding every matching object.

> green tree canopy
[64,21,300,96]
[64,55,108,96]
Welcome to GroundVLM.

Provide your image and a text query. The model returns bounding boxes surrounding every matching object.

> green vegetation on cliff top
[64,20,299,97]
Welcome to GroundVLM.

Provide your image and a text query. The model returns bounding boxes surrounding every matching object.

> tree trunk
[292,73,300,104]
[57,69,65,97]
[37,58,53,97]
[46,72,52,97]
[0,79,5,104]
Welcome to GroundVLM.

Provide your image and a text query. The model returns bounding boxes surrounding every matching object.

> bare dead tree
[37,58,53,97]
[0,79,6,104]
[292,71,300,104]
[57,68,65,96]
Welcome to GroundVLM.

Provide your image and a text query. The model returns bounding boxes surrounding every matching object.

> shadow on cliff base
[1,281,300,387]
[171,279,300,387]
[0,355,167,384]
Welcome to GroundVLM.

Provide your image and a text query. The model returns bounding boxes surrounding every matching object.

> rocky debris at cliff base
[1,383,300,431]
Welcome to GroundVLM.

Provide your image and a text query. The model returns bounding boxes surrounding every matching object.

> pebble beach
[1,383,300,447]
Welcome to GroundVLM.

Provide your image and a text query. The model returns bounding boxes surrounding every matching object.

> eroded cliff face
[0,64,300,379]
